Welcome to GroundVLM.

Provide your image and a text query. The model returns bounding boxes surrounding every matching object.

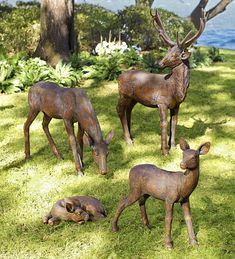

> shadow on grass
[0,104,14,111]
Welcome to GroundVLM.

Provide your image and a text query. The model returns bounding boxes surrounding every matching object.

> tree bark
[190,0,233,30]
[135,0,154,8]
[206,0,233,21]
[34,0,77,66]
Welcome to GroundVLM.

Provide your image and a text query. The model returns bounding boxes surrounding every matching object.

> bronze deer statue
[43,196,106,226]
[112,138,210,249]
[24,81,114,176]
[116,9,206,155]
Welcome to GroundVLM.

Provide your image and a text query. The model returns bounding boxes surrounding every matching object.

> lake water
[197,29,235,50]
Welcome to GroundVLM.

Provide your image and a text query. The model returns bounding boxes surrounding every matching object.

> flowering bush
[94,38,141,56]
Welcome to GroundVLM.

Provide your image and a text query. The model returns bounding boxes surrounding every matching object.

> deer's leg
[139,194,151,229]
[112,192,140,232]
[24,109,39,159]
[159,105,169,155]
[48,217,61,226]
[169,106,179,149]
[165,201,174,249]
[116,96,133,145]
[42,114,63,160]
[77,123,84,166]
[43,213,52,224]
[181,199,198,246]
[63,119,83,176]
[90,212,106,222]
[126,100,137,140]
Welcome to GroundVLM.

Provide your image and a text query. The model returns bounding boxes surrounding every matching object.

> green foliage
[48,61,82,87]
[75,3,118,51]
[141,51,162,73]
[190,47,212,68]
[84,55,122,81]
[121,48,142,67]
[70,51,97,70]
[208,47,224,62]
[118,6,194,50]
[0,47,26,93]
[12,58,49,90]
[0,4,40,55]
[0,47,82,93]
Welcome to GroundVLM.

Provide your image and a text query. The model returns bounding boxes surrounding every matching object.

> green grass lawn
[0,49,234,258]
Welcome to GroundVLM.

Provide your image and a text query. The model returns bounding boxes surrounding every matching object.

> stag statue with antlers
[116,8,206,155]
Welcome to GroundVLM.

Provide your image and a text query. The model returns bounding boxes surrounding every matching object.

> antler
[151,8,206,49]
[150,9,175,47]
[181,8,206,48]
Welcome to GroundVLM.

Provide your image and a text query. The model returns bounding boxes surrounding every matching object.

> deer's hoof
[165,241,173,249]
[57,154,64,160]
[111,224,119,232]
[25,155,30,160]
[77,171,84,177]
[162,150,169,156]
[190,239,198,247]
[145,223,152,230]
[126,139,133,145]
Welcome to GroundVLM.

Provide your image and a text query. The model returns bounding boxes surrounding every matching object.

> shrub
[208,47,224,62]
[12,58,50,90]
[0,47,26,93]
[0,3,40,55]
[190,47,212,68]
[75,3,118,51]
[83,55,122,81]
[48,61,81,87]
[117,6,194,50]
[121,48,142,68]
[141,51,161,73]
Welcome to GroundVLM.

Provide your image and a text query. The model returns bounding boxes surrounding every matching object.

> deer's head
[90,130,114,175]
[64,199,89,223]
[179,138,210,170]
[151,8,206,69]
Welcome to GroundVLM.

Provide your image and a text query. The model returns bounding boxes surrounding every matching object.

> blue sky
[5,0,235,29]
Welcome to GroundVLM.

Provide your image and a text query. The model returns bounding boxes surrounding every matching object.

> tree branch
[206,0,233,21]
[189,0,233,29]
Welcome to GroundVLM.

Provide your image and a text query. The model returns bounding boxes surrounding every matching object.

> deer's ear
[105,129,114,145]
[65,202,75,213]
[198,142,211,155]
[179,138,190,150]
[181,50,191,60]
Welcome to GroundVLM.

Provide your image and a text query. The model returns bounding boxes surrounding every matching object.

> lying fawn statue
[43,196,106,225]
[112,138,210,249]
[117,8,206,155]
[24,81,114,176]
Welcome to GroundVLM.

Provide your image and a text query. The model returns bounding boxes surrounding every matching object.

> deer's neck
[75,110,103,144]
[181,166,200,198]
[172,60,190,103]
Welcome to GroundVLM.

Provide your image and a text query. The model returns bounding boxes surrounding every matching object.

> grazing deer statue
[117,9,206,155]
[112,138,210,249]
[24,81,114,176]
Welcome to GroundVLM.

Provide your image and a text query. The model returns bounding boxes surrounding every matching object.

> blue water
[197,29,235,50]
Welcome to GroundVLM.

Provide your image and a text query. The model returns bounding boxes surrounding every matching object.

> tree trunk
[34,0,77,66]
[190,0,233,30]
[135,0,154,8]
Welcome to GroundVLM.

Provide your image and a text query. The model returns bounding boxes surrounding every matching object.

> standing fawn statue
[24,81,114,176]
[117,8,206,155]
[112,138,210,249]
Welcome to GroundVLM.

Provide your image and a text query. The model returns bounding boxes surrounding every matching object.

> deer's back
[28,81,89,120]
[66,196,106,216]
[118,70,172,107]
[129,164,183,202]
